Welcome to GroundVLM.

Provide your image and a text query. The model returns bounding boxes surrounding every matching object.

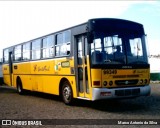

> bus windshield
[91,32,148,65]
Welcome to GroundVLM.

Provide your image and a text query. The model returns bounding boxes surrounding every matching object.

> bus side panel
[31,75,43,91]
[13,74,32,90]
[30,60,54,92]
[13,62,31,75]
[68,76,78,98]
[12,62,31,89]
[42,75,77,97]
[2,64,11,86]
[30,60,54,75]
[42,75,62,95]
[51,58,77,97]
[3,74,11,86]
[29,59,77,97]
[11,58,77,97]
[21,75,32,90]
[22,75,77,97]
[91,69,102,88]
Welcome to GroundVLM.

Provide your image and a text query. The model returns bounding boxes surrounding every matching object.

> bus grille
[113,75,139,78]
[115,88,140,96]
[115,79,138,86]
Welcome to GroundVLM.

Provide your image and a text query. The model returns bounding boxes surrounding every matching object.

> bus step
[77,97,90,100]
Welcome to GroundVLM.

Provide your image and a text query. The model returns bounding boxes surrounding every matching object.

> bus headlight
[109,81,113,86]
[103,81,107,86]
[139,79,143,84]
[144,79,148,84]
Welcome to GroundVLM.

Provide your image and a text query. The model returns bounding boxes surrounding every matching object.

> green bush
[150,73,160,81]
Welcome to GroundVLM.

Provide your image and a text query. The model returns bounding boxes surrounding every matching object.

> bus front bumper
[92,85,151,101]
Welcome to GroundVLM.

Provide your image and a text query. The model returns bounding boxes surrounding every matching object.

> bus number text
[103,69,117,75]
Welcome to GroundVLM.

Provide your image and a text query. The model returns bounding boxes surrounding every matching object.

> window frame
[42,35,54,59]
[14,45,22,62]
[3,49,9,63]
[22,42,31,61]
[55,30,71,57]
[31,39,41,60]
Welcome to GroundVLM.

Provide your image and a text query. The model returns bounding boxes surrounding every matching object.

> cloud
[0,1,153,58]
[0,1,132,45]
[149,58,160,72]
[148,38,160,55]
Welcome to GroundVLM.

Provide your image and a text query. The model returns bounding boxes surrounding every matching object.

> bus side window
[55,31,71,56]
[32,39,41,60]
[42,35,54,58]
[14,45,22,61]
[22,42,30,60]
[3,49,9,63]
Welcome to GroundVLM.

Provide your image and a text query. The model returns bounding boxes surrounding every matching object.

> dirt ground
[0,84,160,128]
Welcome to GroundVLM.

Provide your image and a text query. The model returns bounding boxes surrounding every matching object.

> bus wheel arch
[16,76,24,95]
[59,78,74,105]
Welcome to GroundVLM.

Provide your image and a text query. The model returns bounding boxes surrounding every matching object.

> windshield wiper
[104,59,111,63]
[103,59,125,64]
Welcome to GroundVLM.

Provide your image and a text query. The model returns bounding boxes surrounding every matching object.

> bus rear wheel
[17,78,24,95]
[62,81,73,105]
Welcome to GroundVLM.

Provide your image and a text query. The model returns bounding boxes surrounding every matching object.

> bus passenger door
[76,35,90,99]
[9,52,13,86]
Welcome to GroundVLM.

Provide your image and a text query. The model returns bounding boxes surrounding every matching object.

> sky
[0,0,160,71]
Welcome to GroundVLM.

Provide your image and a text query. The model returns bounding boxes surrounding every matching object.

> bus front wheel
[62,81,73,105]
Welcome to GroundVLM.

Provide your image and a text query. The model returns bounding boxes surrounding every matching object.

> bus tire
[17,78,24,95]
[62,81,73,105]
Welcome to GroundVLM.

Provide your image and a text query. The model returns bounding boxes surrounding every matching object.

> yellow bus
[2,18,150,105]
